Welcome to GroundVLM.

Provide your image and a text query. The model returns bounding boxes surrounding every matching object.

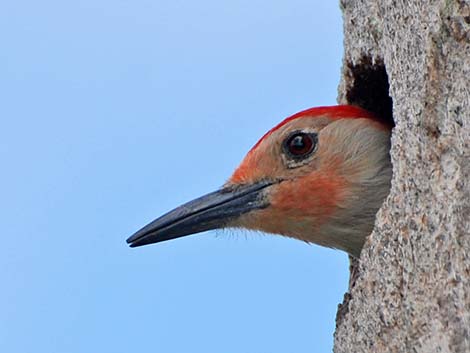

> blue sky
[1,1,348,352]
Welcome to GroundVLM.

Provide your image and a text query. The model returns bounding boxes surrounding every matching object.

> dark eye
[283,132,317,159]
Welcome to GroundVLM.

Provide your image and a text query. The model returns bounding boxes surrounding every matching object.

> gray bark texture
[335,1,470,353]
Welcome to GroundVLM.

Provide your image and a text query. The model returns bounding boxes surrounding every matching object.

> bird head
[127,105,392,257]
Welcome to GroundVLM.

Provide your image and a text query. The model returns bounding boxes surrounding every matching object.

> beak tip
[126,233,143,247]
[127,232,154,248]
[127,238,144,248]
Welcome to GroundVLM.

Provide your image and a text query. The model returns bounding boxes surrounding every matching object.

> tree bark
[335,1,470,352]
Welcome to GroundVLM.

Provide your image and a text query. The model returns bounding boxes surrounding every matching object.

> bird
[126,105,392,258]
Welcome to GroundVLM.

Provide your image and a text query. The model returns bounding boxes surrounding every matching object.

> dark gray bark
[335,1,470,352]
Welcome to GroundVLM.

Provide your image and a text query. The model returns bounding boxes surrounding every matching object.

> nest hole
[346,56,394,127]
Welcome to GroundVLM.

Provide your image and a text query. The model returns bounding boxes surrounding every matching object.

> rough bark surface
[335,1,470,352]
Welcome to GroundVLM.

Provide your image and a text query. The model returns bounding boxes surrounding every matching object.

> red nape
[248,105,386,154]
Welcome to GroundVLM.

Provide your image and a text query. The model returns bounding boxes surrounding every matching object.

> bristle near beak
[127,180,274,248]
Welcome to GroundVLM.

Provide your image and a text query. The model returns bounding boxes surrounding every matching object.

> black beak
[126,180,273,248]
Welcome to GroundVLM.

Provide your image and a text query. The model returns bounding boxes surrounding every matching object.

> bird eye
[283,132,317,159]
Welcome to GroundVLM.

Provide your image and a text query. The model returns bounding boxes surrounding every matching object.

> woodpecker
[127,105,392,257]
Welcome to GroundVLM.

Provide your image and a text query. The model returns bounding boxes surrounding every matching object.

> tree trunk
[334,1,470,352]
